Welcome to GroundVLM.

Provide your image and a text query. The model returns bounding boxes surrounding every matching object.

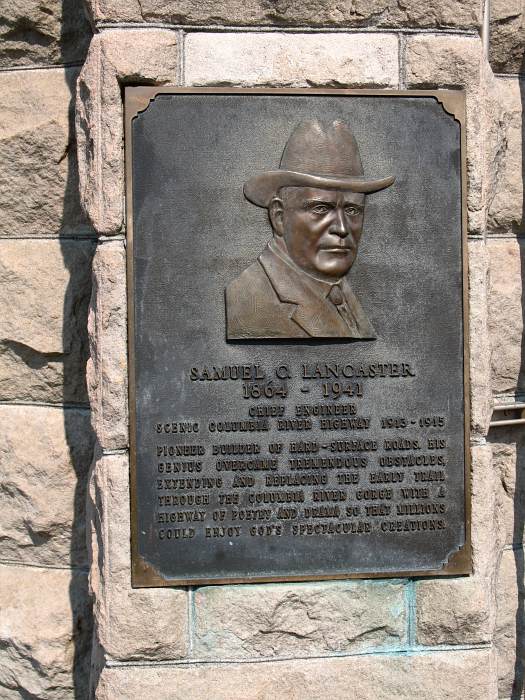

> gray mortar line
[179,29,186,85]
[0,558,89,573]
[493,73,525,79]
[97,234,126,242]
[398,33,406,89]
[0,400,91,410]
[485,232,525,239]
[0,62,85,73]
[104,642,493,669]
[187,587,195,655]
[0,234,97,241]
[406,579,417,647]
[493,392,525,402]
[481,0,490,61]
[96,22,479,36]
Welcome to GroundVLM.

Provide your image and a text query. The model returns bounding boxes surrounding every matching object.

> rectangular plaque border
[124,87,471,587]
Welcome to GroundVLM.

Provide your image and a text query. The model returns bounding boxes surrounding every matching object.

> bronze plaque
[126,88,470,586]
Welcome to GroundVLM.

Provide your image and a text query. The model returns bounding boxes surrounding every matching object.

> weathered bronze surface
[227,119,395,339]
[126,88,470,587]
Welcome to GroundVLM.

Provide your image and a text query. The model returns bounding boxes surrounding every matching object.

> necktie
[328,284,344,306]
[328,284,358,333]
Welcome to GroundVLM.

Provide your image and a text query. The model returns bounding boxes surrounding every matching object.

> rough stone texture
[194,580,406,659]
[490,429,525,547]
[87,241,128,449]
[0,563,92,699]
[0,405,93,568]
[86,0,481,30]
[0,239,94,403]
[0,341,90,405]
[66,14,514,700]
[416,577,492,646]
[471,443,499,578]
[486,77,523,236]
[88,452,188,660]
[405,34,481,88]
[468,240,493,437]
[404,35,486,236]
[487,239,525,397]
[489,0,525,75]
[494,548,525,697]
[0,67,92,237]
[96,649,497,699]
[0,240,92,354]
[76,29,180,235]
[185,32,399,87]
[0,0,92,68]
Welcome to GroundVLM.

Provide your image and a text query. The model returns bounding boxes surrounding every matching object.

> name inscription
[147,362,452,552]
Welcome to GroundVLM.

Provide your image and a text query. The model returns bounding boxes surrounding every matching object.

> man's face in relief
[270,186,365,283]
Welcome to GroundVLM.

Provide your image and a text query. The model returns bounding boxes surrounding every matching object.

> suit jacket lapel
[259,246,356,337]
[340,277,376,339]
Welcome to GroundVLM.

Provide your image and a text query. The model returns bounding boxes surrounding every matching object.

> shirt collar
[268,240,341,299]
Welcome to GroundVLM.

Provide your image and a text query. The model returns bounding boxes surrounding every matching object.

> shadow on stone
[59,0,95,697]
[511,52,525,700]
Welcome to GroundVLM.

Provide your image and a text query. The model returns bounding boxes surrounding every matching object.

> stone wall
[487,2,525,697]
[0,1,94,698]
[1,0,524,697]
[73,1,522,698]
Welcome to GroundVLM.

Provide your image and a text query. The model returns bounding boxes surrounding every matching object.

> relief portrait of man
[225,119,395,340]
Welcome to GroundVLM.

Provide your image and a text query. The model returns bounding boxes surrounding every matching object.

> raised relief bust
[225,119,395,340]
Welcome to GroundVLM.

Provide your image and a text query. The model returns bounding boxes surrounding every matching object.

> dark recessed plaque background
[126,88,470,586]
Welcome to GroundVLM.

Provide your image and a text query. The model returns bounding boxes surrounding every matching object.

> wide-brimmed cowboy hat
[244,119,395,208]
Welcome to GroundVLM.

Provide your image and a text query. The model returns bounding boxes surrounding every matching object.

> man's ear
[268,197,285,237]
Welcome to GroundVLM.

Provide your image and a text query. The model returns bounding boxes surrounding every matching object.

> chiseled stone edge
[416,443,499,646]
[470,443,499,579]
[76,29,181,235]
[76,29,183,680]
[96,648,498,699]
[87,239,128,450]
[487,238,525,396]
[485,77,523,237]
[404,35,494,436]
[87,450,189,663]
[404,34,489,238]
[468,239,492,438]
[394,32,499,653]
[494,547,524,697]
